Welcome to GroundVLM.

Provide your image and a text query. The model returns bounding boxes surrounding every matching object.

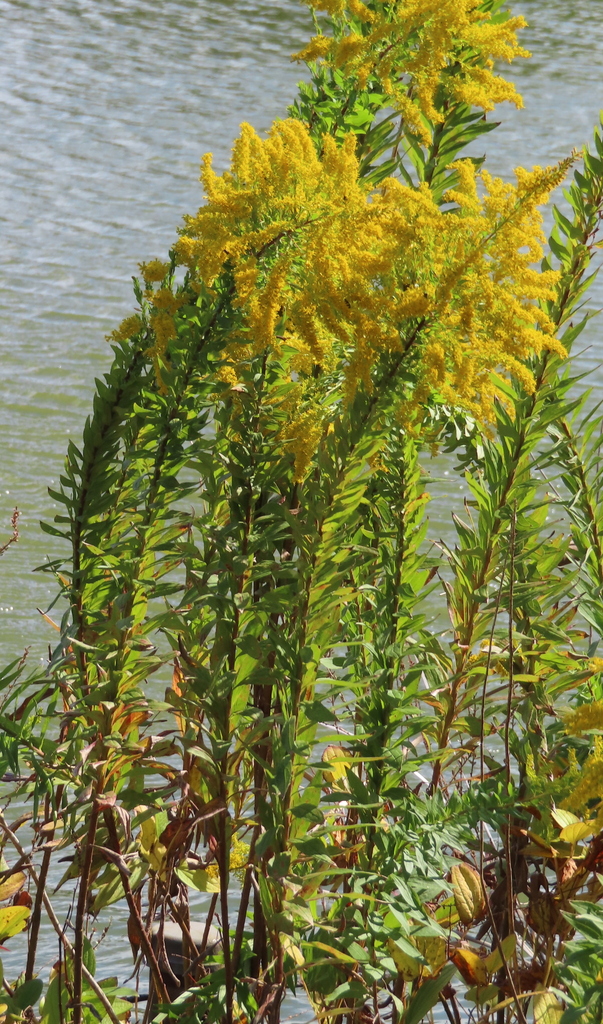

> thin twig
[0,814,122,1024]
[0,508,19,557]
[73,801,100,1024]
[103,810,170,1005]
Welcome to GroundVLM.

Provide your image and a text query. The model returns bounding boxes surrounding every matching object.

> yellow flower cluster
[140,259,170,284]
[562,700,603,831]
[174,117,565,474]
[294,0,528,143]
[563,736,603,831]
[108,314,143,345]
[565,699,603,736]
[203,835,251,886]
[107,260,182,382]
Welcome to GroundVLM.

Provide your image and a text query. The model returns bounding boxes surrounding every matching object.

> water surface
[1,0,603,662]
[1,0,603,1011]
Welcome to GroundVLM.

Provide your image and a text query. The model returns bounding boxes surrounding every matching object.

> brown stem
[0,813,122,1024]
[72,800,100,1024]
[0,507,19,557]
[26,792,62,981]
[232,831,258,977]
[483,883,528,1024]
[218,814,233,1024]
[102,810,171,1004]
[503,506,517,943]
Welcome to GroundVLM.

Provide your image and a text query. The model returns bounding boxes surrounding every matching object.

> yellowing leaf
[282,934,305,966]
[0,872,26,902]
[450,948,488,987]
[521,841,558,858]
[435,896,460,929]
[551,809,579,830]
[533,988,563,1024]
[321,745,350,787]
[0,905,30,942]
[309,941,357,964]
[138,817,167,875]
[559,822,593,845]
[484,934,516,975]
[415,935,447,973]
[451,863,485,925]
[387,938,421,981]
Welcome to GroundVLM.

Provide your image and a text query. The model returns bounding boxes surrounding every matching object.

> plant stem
[25,793,59,981]
[103,810,170,1005]
[0,814,122,1024]
[218,812,233,1024]
[72,799,100,1024]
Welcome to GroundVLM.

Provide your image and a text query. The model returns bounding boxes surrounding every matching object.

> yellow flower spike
[233,259,260,308]
[293,35,333,65]
[289,406,326,482]
[247,255,291,352]
[334,32,367,67]
[445,160,482,214]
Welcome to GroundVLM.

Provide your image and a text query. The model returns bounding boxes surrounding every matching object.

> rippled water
[1,0,603,661]
[1,0,603,1012]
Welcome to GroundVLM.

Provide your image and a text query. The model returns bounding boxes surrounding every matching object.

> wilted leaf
[450,948,488,986]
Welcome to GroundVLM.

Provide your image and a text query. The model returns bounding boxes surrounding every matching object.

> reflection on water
[0,0,603,1012]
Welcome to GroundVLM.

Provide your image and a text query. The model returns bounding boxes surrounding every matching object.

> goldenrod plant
[3,2,603,1023]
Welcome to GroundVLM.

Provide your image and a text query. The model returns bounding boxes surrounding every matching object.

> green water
[0,0,602,1006]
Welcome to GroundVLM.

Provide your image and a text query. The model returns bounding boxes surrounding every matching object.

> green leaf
[175,864,220,892]
[14,979,44,1011]
[404,964,457,1024]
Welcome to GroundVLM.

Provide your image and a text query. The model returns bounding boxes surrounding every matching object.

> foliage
[2,2,603,1024]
